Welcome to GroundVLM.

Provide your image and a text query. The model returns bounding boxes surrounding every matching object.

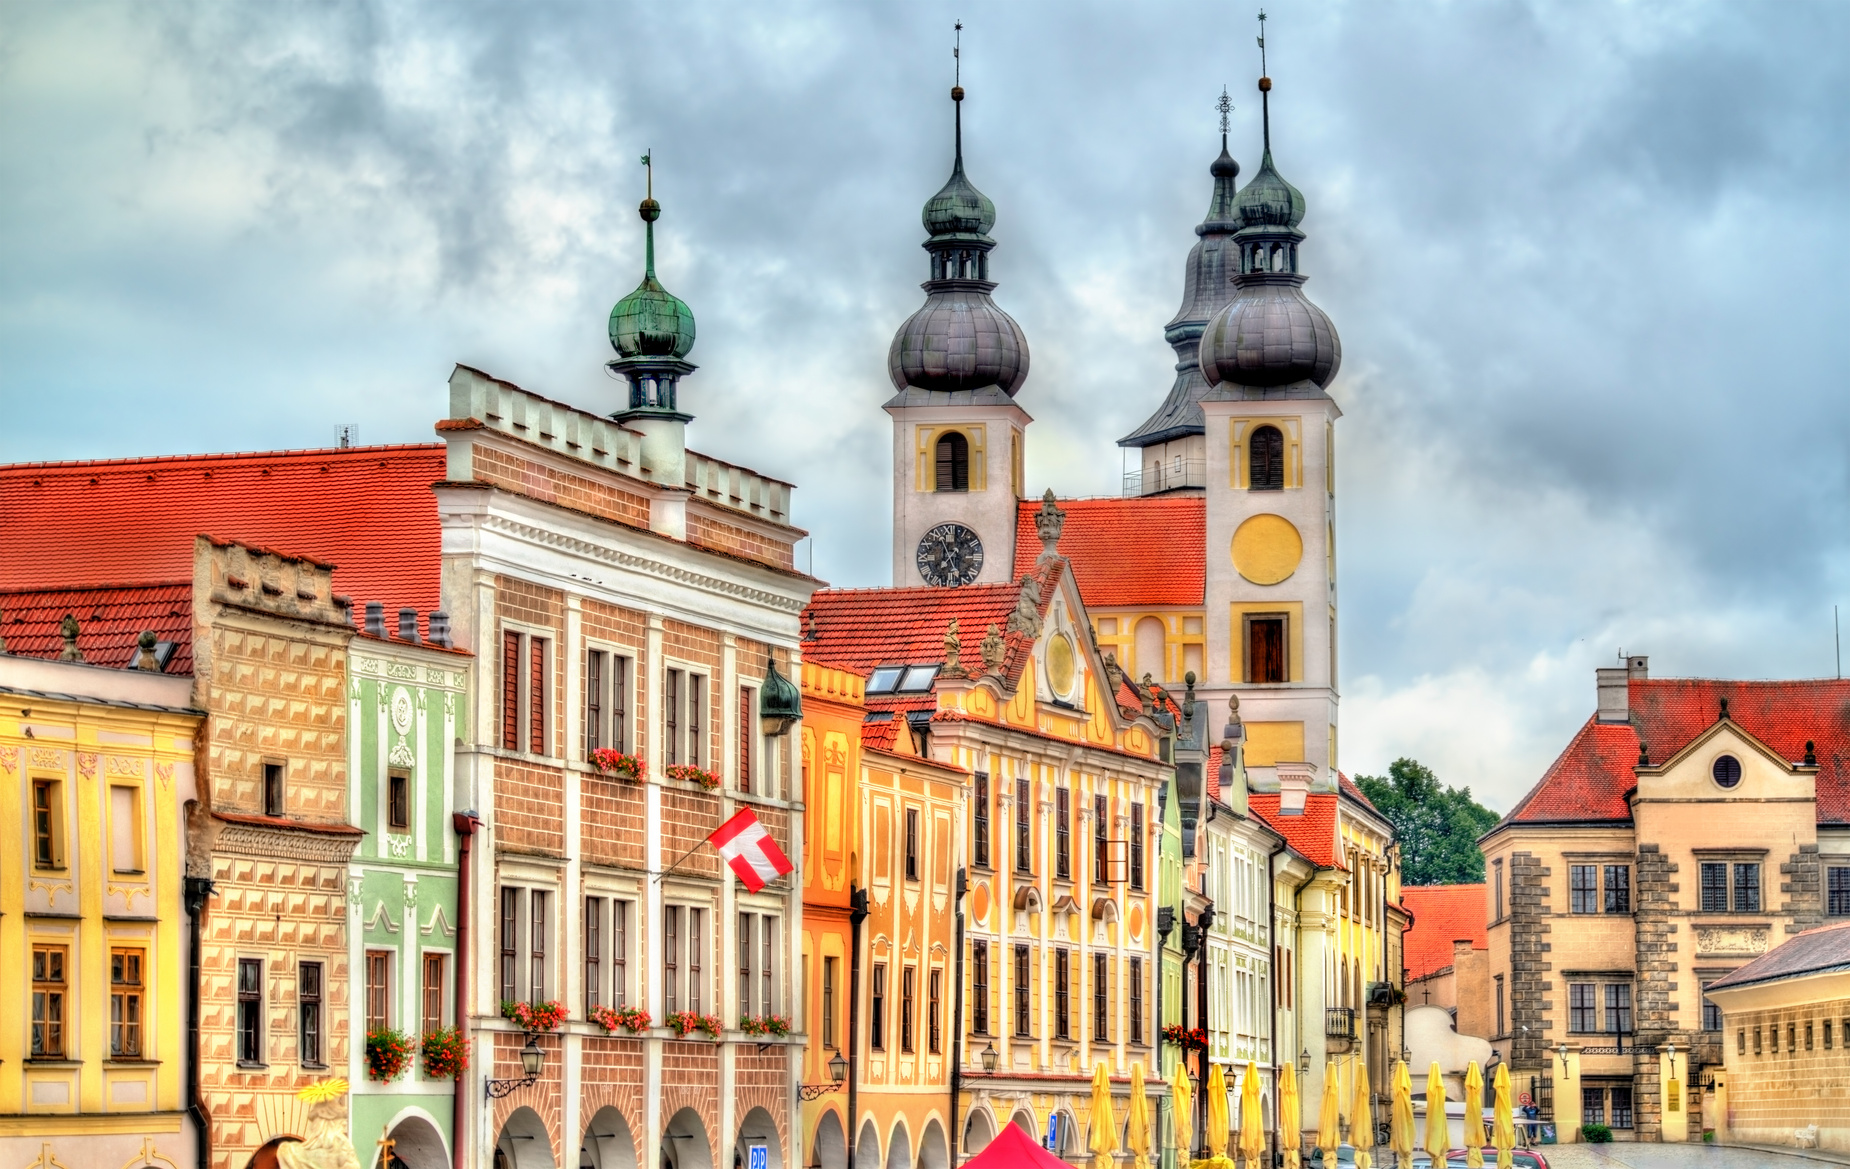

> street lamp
[799,1051,850,1101]
[486,1034,546,1099]
[981,1042,999,1072]
[1298,1049,1310,1077]
[829,1051,848,1082]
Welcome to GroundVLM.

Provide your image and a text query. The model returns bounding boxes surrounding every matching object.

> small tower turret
[608,152,697,488]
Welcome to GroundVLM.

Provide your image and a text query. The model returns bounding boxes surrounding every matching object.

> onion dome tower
[1120,89,1246,450]
[1198,68,1341,391]
[607,153,697,485]
[886,79,1029,397]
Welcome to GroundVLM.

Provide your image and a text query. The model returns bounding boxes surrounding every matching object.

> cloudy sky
[4,1,1848,811]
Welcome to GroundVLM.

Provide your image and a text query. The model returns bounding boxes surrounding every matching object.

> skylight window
[898,666,939,693]
[867,667,904,694]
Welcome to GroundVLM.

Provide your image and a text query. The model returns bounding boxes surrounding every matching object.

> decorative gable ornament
[1034,489,1066,560]
[1007,575,1043,637]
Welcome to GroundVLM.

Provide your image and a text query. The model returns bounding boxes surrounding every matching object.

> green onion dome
[608,198,696,359]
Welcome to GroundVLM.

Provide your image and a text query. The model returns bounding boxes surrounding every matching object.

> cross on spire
[641,149,653,201]
[1217,87,1232,146]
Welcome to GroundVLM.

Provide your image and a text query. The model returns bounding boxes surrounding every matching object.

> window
[1093,952,1109,1041]
[1701,862,1729,912]
[530,891,549,1002]
[1581,1088,1603,1127]
[687,673,704,767]
[366,951,391,1030]
[1789,1022,1797,1051]
[1249,425,1284,490]
[928,968,943,1054]
[934,431,970,492]
[109,784,143,872]
[611,654,629,752]
[586,896,604,1013]
[664,907,680,1014]
[1610,1085,1634,1130]
[111,949,145,1057]
[1604,984,1633,1034]
[762,918,774,1015]
[871,963,887,1050]
[586,650,630,755]
[613,901,629,1008]
[502,631,521,750]
[901,965,917,1052]
[1493,859,1504,921]
[1826,1020,1835,1049]
[300,962,323,1066]
[1093,794,1109,883]
[423,954,447,1033]
[1604,865,1631,914]
[388,769,410,831]
[905,808,921,881]
[971,944,989,1035]
[735,913,777,1016]
[525,637,546,754]
[688,908,704,1012]
[32,779,63,868]
[823,956,838,1048]
[1247,615,1286,684]
[1054,949,1071,1041]
[500,887,520,1002]
[1013,945,1031,1037]
[586,650,605,753]
[1738,1028,1745,1056]
[1830,867,1850,916]
[738,913,755,1015]
[1569,982,1597,1033]
[738,685,756,793]
[1495,975,1506,1036]
[665,669,681,765]
[1570,865,1598,914]
[1702,983,1722,1032]
[1807,1021,1814,1050]
[1712,754,1743,788]
[1054,789,1071,880]
[1734,863,1761,913]
[1129,802,1145,890]
[1753,1026,1762,1055]
[973,773,991,869]
[1014,777,1032,873]
[1129,958,1144,1044]
[237,958,263,1065]
[263,761,285,817]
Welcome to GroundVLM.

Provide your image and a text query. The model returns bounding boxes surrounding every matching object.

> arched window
[1248,425,1284,491]
[934,432,969,492]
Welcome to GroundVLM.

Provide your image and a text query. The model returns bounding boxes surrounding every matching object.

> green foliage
[1353,758,1500,886]
[1581,1123,1614,1143]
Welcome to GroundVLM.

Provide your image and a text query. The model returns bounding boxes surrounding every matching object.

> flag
[709,809,793,891]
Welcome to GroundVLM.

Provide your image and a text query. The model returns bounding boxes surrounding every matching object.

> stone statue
[980,623,1006,674]
[58,613,83,662]
[941,619,967,679]
[276,1080,363,1169]
[1034,488,1065,558]
[1006,574,1042,636]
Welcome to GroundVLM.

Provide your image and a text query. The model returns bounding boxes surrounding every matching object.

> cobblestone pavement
[1524,1144,1849,1168]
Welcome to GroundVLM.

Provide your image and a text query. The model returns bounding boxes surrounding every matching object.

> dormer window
[934,432,970,492]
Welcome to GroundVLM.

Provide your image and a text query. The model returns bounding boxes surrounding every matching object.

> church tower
[1196,64,1345,788]
[886,75,1031,588]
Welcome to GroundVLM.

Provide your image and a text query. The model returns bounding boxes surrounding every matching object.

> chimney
[1596,666,1631,723]
[1627,655,1649,679]
[428,611,452,649]
[398,608,422,644]
[364,601,386,638]
[1276,761,1313,816]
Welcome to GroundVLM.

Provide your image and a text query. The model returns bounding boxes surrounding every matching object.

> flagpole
[653,839,708,883]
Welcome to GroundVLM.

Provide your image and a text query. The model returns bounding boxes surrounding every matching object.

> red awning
[963,1120,1072,1169]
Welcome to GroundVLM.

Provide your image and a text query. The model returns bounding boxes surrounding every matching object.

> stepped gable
[1248,790,1342,868]
[1011,496,1205,607]
[1503,677,1850,827]
[1402,884,1489,980]
[0,444,446,634]
[0,581,194,672]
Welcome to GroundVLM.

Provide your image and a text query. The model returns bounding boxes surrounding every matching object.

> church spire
[608,151,697,421]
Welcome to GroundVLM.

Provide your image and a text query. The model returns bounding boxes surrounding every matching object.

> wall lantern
[981,1042,1000,1072]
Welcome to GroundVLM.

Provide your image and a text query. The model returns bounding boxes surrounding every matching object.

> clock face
[916,523,985,587]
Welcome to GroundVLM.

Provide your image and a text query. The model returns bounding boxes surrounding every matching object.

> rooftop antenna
[1256,9,1272,152]
[1836,605,1841,679]
[335,424,357,449]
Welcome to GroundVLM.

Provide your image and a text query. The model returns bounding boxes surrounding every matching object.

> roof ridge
[0,443,445,473]
[1,580,192,596]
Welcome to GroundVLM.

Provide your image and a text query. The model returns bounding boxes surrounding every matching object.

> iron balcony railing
[1122,458,1207,496]
[1326,1007,1356,1042]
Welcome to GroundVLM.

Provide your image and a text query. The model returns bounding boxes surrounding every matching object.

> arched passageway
[582,1106,638,1169]
[733,1107,784,1169]
[662,1108,714,1169]
[812,1110,847,1169]
[496,1106,557,1169]
[917,1119,948,1169]
[855,1119,881,1169]
[884,1120,911,1169]
[377,1111,448,1169]
[961,1109,994,1158]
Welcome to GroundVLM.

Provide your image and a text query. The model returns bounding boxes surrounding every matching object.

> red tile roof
[1248,791,1342,868]
[1206,744,1225,802]
[1402,884,1489,981]
[1708,919,1850,991]
[1506,678,1850,826]
[0,445,446,633]
[0,583,195,673]
[1013,496,1205,607]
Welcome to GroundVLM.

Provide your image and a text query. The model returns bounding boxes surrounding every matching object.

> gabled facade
[1482,659,1850,1144]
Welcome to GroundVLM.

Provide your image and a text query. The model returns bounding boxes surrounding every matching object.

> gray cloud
[4,0,1849,809]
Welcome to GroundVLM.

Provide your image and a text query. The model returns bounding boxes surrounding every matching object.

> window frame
[110,948,147,1058]
[1568,981,1597,1033]
[1092,951,1109,1042]
[299,960,324,1067]
[387,768,410,832]
[237,957,264,1067]
[822,955,838,1048]
[1245,614,1288,684]
[972,773,991,869]
[1092,794,1109,884]
[109,782,145,874]
[1054,788,1071,880]
[365,949,392,1032]
[423,952,448,1034]
[1013,944,1031,1038]
[586,895,605,1014]
[1570,865,1598,914]
[901,964,917,1053]
[262,760,285,817]
[870,963,887,1051]
[31,944,68,1059]
[1054,949,1071,1041]
[1734,862,1761,913]
[502,628,554,756]
[1700,862,1729,912]
[1829,865,1850,917]
[971,944,989,1036]
[1014,777,1032,874]
[1604,864,1631,914]
[1129,957,1144,1044]
[1129,801,1145,891]
[31,778,64,870]
[928,967,943,1054]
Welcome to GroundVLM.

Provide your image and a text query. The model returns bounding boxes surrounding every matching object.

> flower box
[501,999,569,1033]
[589,1005,653,1034]
[665,1011,723,1040]
[589,749,644,781]
[665,764,721,790]
[421,1026,469,1080]
[367,1027,416,1082]
[1161,1024,1208,1051]
[739,1014,792,1038]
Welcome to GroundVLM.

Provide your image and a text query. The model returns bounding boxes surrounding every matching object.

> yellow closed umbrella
[1128,1062,1152,1169]
[1091,1062,1119,1169]
[1171,1061,1194,1162]
[1491,1064,1515,1169]
[1424,1063,1451,1166]
[1205,1063,1230,1162]
[1238,1062,1265,1169]
[1461,1062,1486,1169]
[1390,1061,1414,1168]
[1277,1061,1301,1169]
[1350,1062,1374,1169]
[1316,1063,1341,1164]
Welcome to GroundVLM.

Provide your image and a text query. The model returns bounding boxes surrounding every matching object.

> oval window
[1712,754,1743,789]
[1046,633,1077,697]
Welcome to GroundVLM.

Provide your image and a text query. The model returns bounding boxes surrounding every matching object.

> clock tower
[886,79,1031,588]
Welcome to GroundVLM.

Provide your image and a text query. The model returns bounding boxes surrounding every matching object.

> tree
[1353,758,1500,886]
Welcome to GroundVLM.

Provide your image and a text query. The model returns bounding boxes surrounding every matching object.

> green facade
[346,641,467,1164]
[1156,773,1187,1169]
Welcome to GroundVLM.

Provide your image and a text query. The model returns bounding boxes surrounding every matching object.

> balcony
[1325,1008,1356,1043]
[1122,458,1207,496]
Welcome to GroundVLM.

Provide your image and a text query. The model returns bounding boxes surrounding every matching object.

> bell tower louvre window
[934,432,970,492]
[1247,615,1287,684]
[1249,425,1285,490]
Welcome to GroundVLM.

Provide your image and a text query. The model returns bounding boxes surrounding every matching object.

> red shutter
[502,632,520,750]
[530,638,547,755]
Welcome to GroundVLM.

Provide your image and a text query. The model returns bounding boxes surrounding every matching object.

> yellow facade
[1092,612,1206,689]
[0,655,202,1169]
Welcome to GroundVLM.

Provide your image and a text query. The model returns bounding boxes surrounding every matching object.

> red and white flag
[709,809,794,892]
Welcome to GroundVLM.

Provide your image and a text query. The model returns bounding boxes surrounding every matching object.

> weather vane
[1217,86,1232,138]
[1257,9,1268,76]
[640,149,653,200]
[954,20,962,87]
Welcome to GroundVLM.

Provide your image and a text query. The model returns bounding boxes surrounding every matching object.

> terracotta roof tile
[1402,884,1489,981]
[1248,791,1342,868]
[1506,678,1850,827]
[1206,744,1225,802]
[0,583,195,673]
[0,445,446,635]
[1014,496,1205,607]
